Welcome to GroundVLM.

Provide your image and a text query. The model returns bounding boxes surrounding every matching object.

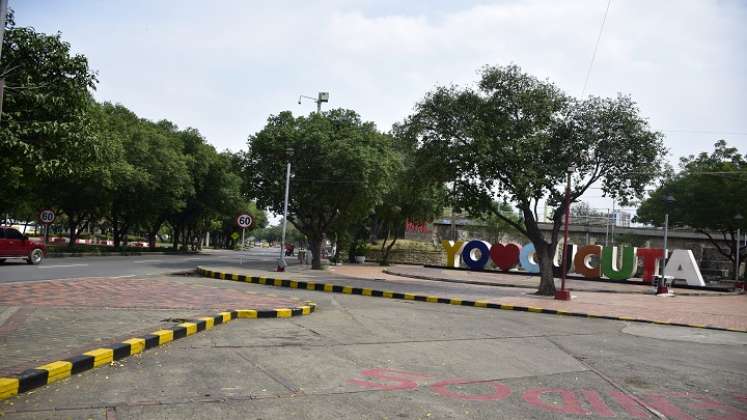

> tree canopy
[372,128,446,265]
[0,17,262,250]
[0,13,102,216]
[637,140,746,276]
[247,109,398,268]
[399,64,666,295]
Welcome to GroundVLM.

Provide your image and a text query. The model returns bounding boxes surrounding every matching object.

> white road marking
[133,260,165,264]
[38,264,89,269]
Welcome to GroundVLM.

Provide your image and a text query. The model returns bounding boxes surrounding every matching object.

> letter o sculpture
[461,240,491,270]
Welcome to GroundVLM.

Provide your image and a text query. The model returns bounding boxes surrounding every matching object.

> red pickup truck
[0,226,47,265]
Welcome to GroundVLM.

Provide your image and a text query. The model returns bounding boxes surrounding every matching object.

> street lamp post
[277,148,293,272]
[735,213,744,288]
[555,164,576,301]
[658,194,676,294]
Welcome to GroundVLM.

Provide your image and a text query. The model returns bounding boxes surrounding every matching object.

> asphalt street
[0,248,278,283]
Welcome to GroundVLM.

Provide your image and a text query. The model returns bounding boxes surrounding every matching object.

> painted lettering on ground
[347,368,747,419]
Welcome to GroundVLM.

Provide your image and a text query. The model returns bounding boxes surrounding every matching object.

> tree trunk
[148,220,164,249]
[171,224,179,250]
[68,219,79,248]
[182,227,190,251]
[113,224,121,248]
[534,242,556,296]
[309,236,323,269]
[382,236,398,266]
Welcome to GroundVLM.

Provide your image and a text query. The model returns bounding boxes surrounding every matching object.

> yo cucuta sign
[441,240,705,286]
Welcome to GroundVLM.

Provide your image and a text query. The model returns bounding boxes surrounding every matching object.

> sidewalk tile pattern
[0,277,300,310]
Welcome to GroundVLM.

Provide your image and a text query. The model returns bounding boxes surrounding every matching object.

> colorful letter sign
[440,240,704,285]
[441,240,464,268]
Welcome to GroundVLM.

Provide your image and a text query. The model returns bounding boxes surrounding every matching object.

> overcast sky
[15,0,747,213]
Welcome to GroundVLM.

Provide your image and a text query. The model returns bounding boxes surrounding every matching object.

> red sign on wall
[405,220,430,233]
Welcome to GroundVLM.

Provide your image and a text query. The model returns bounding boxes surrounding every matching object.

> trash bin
[653,275,674,295]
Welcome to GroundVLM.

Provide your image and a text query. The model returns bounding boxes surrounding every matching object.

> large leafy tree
[637,140,746,278]
[247,109,398,269]
[168,130,243,251]
[94,103,193,247]
[0,13,104,225]
[373,130,446,265]
[401,65,666,295]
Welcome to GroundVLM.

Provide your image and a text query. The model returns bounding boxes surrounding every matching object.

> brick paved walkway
[0,276,303,375]
[0,277,300,310]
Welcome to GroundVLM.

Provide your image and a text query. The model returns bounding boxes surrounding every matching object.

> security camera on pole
[298,92,329,113]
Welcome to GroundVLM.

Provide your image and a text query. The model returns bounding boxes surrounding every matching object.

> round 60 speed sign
[39,209,55,225]
[236,214,254,229]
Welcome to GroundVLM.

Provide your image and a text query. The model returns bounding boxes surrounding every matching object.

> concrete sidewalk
[0,275,306,377]
[3,277,745,419]
[200,263,747,332]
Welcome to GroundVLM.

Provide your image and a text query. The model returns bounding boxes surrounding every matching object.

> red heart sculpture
[490,243,521,271]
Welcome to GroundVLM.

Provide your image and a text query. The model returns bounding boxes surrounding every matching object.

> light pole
[277,147,293,272]
[610,200,616,245]
[735,213,744,287]
[555,163,576,301]
[298,92,329,113]
[0,0,8,124]
[658,194,675,294]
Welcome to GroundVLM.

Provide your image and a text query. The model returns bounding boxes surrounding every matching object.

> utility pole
[0,0,9,124]
[555,164,575,301]
[604,208,610,246]
[277,148,293,272]
[610,200,616,245]
[735,213,743,285]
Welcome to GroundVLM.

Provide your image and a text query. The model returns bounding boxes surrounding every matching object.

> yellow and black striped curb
[0,303,316,401]
[197,267,747,335]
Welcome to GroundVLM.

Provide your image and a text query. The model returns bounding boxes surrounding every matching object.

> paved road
[2,274,745,419]
[0,248,281,283]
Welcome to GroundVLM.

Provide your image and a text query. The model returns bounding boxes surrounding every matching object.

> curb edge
[0,302,316,401]
[197,266,747,335]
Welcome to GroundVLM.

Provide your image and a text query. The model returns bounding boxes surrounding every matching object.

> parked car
[0,226,47,265]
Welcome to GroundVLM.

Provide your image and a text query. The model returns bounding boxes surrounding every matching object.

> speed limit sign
[236,214,253,228]
[39,209,55,225]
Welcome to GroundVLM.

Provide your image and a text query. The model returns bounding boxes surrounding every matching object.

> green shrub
[352,240,369,256]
